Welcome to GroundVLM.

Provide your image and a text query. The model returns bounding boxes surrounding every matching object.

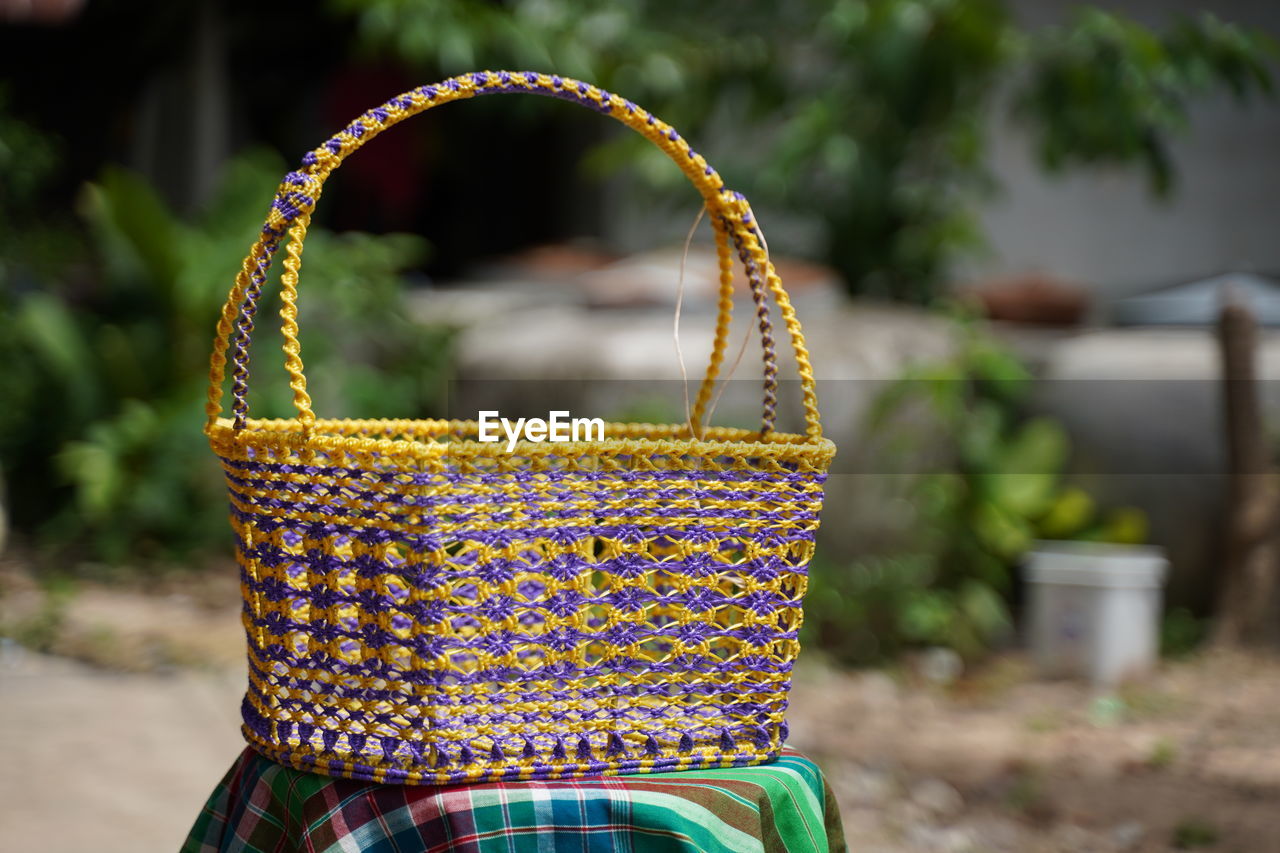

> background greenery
[804,315,1148,663]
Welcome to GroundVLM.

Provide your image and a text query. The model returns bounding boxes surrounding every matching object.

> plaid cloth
[182,746,846,853]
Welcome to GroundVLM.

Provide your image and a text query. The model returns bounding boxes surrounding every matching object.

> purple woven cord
[723,215,780,434]
[229,243,279,428]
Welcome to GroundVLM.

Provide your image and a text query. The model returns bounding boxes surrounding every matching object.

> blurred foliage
[1,139,454,566]
[330,0,1275,302]
[1017,10,1276,195]
[0,575,75,654]
[1161,606,1208,658]
[1172,818,1220,849]
[0,88,61,216]
[804,313,1147,663]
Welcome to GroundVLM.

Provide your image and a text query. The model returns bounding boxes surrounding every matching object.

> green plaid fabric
[182,746,845,853]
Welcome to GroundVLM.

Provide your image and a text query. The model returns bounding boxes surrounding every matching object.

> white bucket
[1023,541,1168,685]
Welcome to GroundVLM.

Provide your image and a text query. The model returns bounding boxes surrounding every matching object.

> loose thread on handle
[704,294,757,430]
[673,205,706,440]
[704,211,773,429]
[674,204,769,438]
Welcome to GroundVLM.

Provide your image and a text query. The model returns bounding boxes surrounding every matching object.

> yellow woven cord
[277,214,315,436]
[687,212,737,439]
[205,70,821,440]
[203,71,837,786]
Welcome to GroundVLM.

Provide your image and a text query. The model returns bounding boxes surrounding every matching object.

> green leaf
[899,589,954,643]
[17,293,101,420]
[971,500,1032,559]
[1037,486,1096,538]
[57,440,120,518]
[1002,416,1070,469]
[957,400,1005,469]
[986,417,1068,503]
[981,472,1058,519]
[84,167,183,288]
[958,579,1011,639]
[1090,506,1149,545]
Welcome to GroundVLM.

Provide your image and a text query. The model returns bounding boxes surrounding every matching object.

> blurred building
[969,0,1280,304]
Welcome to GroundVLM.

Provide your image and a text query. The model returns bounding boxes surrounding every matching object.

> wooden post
[1213,288,1280,646]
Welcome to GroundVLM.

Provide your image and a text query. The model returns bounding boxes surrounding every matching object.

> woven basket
[206,70,836,785]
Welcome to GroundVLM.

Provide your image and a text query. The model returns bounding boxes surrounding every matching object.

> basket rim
[208,417,837,464]
[243,729,783,785]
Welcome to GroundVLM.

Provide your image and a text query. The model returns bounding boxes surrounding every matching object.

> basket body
[215,420,833,784]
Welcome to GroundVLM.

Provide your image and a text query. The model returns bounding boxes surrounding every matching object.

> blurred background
[2,1,1278,850]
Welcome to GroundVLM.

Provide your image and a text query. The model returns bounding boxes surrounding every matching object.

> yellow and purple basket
[206,70,836,785]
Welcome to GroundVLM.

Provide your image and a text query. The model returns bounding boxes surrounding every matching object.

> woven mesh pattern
[218,422,830,784]
[206,71,836,784]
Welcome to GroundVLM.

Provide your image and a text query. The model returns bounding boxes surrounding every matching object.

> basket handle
[205,71,822,440]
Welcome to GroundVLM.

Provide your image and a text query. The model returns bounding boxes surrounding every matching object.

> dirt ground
[787,653,1280,853]
[2,566,1278,853]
